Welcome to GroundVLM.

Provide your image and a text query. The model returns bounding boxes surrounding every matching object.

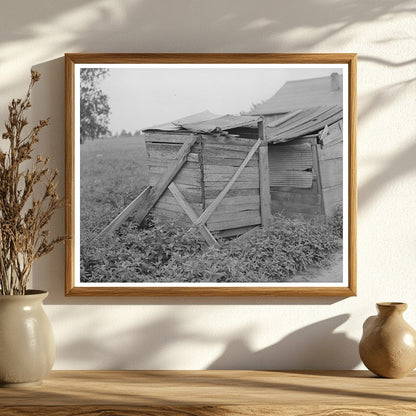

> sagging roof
[143,104,342,144]
[144,110,221,132]
[250,73,343,115]
[178,114,260,133]
[267,105,343,143]
[143,112,260,134]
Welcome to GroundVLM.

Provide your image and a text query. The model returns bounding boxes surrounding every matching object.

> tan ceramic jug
[0,290,55,387]
[359,302,416,378]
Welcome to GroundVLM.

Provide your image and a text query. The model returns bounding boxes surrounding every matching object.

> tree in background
[80,68,110,144]
[120,129,132,137]
[240,100,265,116]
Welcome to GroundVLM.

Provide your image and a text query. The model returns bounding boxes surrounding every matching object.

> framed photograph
[65,53,356,296]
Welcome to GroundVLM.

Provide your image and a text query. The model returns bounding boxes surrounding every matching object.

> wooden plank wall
[317,121,343,218]
[202,135,261,235]
[145,132,203,228]
[145,132,261,235]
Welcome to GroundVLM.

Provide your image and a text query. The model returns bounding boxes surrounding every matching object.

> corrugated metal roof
[143,104,342,143]
[143,110,220,131]
[143,121,180,131]
[250,74,343,115]
[178,114,260,133]
[266,105,343,143]
[143,113,260,134]
[173,110,221,126]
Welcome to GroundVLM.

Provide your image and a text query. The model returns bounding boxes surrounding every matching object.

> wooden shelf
[1,370,415,415]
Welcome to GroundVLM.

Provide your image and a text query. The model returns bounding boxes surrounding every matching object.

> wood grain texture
[207,213,261,231]
[195,139,261,226]
[258,120,272,228]
[95,186,151,237]
[348,54,357,297]
[168,182,219,247]
[134,135,198,221]
[65,53,358,64]
[64,285,356,297]
[64,54,75,296]
[271,199,322,216]
[1,370,414,416]
[4,405,416,416]
[311,142,326,218]
[144,133,192,144]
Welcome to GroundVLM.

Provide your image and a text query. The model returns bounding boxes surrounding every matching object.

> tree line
[80,68,111,144]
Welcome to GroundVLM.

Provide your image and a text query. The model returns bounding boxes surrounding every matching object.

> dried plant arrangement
[0,71,65,295]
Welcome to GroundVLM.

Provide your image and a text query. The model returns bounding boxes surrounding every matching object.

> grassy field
[80,135,149,244]
[80,136,342,283]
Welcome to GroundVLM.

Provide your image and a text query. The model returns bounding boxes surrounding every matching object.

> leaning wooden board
[1,370,415,415]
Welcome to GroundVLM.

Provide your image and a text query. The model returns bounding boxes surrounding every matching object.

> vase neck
[377,302,407,317]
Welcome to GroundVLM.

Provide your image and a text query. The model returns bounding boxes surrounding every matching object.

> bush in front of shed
[81,214,341,283]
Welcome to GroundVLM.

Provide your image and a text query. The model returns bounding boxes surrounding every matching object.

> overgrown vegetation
[80,135,149,244]
[81,214,341,283]
[329,204,343,238]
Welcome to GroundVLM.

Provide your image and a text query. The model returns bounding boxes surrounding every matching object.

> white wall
[1,0,415,370]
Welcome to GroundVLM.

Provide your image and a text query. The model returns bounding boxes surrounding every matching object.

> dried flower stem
[0,71,65,295]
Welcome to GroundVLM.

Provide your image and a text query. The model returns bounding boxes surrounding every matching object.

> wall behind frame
[0,0,415,370]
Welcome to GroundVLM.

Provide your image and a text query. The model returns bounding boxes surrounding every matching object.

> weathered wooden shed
[99,74,344,244]
[142,111,266,241]
[250,73,344,219]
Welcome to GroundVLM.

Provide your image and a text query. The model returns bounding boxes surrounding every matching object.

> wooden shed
[99,74,344,244]
[142,112,267,241]
[251,73,344,220]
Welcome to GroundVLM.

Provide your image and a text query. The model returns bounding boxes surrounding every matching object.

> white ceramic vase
[0,290,55,387]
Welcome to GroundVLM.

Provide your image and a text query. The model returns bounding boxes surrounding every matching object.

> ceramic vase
[0,290,55,387]
[359,302,416,378]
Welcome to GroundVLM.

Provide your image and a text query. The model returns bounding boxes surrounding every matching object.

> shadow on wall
[1,0,413,51]
[54,311,215,369]
[359,138,416,210]
[358,78,415,128]
[0,0,414,97]
[208,314,360,370]
[53,308,359,370]
[30,57,67,302]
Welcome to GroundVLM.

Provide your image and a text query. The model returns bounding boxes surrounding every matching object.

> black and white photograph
[65,54,356,296]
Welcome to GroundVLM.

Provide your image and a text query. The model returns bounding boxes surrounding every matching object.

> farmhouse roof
[266,105,342,143]
[143,112,260,133]
[143,106,342,142]
[250,73,343,115]
[144,110,221,132]
[178,114,260,133]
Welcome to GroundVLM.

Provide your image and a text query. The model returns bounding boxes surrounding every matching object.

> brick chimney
[331,72,340,91]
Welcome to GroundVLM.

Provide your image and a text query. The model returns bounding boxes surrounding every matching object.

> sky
[97,65,344,134]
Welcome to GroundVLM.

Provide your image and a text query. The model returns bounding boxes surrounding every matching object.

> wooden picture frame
[65,53,356,296]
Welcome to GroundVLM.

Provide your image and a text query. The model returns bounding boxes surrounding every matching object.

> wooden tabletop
[1,370,415,415]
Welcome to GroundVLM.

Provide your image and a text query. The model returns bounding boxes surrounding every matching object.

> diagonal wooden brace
[194,138,262,227]
[168,182,219,247]
[95,186,151,239]
[97,135,197,237]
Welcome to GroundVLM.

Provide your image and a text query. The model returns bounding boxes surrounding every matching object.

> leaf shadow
[207,314,360,370]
